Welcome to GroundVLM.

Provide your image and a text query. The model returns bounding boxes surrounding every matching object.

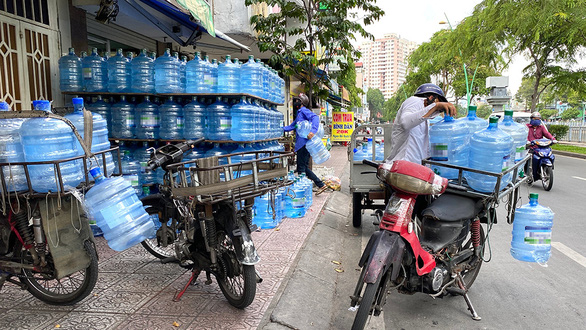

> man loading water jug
[282,93,329,195]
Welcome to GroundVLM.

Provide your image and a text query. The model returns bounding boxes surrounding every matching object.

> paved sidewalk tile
[0,146,348,330]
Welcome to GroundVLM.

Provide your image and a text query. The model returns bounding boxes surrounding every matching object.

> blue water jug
[353,143,366,162]
[185,52,207,93]
[429,115,469,179]
[465,116,515,193]
[230,143,256,177]
[230,97,255,141]
[159,97,184,140]
[457,105,488,136]
[135,96,160,139]
[510,193,554,264]
[183,96,205,140]
[217,55,239,93]
[500,110,529,163]
[240,55,263,97]
[179,54,187,93]
[82,48,107,92]
[111,95,135,139]
[253,194,276,229]
[306,135,330,164]
[277,187,286,221]
[375,142,384,161]
[209,58,219,93]
[285,180,306,218]
[296,120,312,139]
[20,100,83,192]
[154,48,181,93]
[65,98,115,176]
[86,96,111,136]
[59,48,82,92]
[131,49,155,93]
[85,167,155,251]
[300,174,312,210]
[134,142,157,191]
[120,150,141,195]
[205,97,231,141]
[0,102,27,192]
[107,48,130,92]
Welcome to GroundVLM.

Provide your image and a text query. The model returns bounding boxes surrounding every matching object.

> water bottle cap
[489,116,499,123]
[69,47,75,54]
[0,101,9,111]
[89,167,102,178]
[248,55,254,60]
[468,105,477,111]
[529,193,539,199]
[72,97,84,105]
[505,110,514,116]
[353,148,358,153]
[33,100,51,111]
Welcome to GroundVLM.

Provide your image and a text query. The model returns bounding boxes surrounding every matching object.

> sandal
[315,185,329,195]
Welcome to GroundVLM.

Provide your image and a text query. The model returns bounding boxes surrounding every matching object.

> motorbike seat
[421,193,483,222]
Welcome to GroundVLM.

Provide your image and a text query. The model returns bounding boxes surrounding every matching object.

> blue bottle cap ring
[72,97,84,105]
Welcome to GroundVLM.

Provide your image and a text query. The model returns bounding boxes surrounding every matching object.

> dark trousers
[296,146,324,188]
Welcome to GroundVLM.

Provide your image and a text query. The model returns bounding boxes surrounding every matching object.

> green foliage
[552,143,586,155]
[456,104,467,118]
[540,108,557,119]
[547,125,569,139]
[245,0,384,106]
[561,107,581,120]
[383,93,404,122]
[333,56,361,108]
[367,88,385,120]
[477,104,493,119]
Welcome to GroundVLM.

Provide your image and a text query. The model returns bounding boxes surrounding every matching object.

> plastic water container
[210,58,218,93]
[85,167,155,251]
[82,48,107,92]
[180,55,187,93]
[154,48,181,93]
[296,120,312,139]
[252,194,275,229]
[20,100,83,192]
[353,143,366,162]
[457,105,488,136]
[305,135,330,164]
[131,49,155,93]
[134,142,157,191]
[285,181,306,218]
[111,95,135,139]
[0,101,27,192]
[186,52,207,93]
[240,55,263,97]
[429,115,469,179]
[121,150,141,195]
[300,174,312,210]
[510,193,554,264]
[65,98,115,176]
[107,48,131,92]
[205,97,231,140]
[500,110,529,163]
[465,116,515,193]
[159,97,184,140]
[59,48,82,92]
[183,97,205,140]
[277,187,286,221]
[375,142,384,161]
[229,143,255,177]
[216,55,239,93]
[135,96,160,139]
[230,97,255,141]
[86,96,111,136]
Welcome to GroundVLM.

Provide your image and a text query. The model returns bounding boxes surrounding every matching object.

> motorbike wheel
[352,274,383,330]
[215,231,256,309]
[541,166,553,191]
[20,240,98,305]
[352,192,363,228]
[140,205,176,260]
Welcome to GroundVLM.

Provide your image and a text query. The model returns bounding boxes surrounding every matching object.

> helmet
[294,93,310,107]
[414,83,447,102]
[531,111,541,119]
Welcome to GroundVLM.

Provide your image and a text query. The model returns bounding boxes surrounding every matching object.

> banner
[331,112,354,141]
[177,0,215,37]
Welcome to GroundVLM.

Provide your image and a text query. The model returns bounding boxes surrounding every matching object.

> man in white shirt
[387,83,457,164]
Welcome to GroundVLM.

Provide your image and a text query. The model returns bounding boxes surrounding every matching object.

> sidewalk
[0,146,349,330]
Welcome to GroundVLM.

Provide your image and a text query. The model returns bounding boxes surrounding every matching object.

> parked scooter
[527,138,556,191]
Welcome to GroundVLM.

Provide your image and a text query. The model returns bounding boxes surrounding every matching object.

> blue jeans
[296,146,324,188]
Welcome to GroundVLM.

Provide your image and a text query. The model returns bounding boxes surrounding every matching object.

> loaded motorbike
[526,138,555,191]
[350,157,527,329]
[139,139,292,308]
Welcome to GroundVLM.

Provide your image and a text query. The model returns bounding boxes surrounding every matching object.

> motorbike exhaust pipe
[255,269,263,283]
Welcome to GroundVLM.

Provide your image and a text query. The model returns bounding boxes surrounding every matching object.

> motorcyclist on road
[527,111,556,147]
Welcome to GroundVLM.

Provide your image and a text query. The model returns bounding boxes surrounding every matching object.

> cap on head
[294,93,309,107]
[414,83,447,102]
[531,111,541,119]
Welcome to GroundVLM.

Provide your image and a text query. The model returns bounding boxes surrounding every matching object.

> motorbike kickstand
[456,273,481,321]
[173,268,201,302]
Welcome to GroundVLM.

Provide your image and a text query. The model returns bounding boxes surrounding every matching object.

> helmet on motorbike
[414,83,447,102]
[531,111,542,119]
[294,93,310,107]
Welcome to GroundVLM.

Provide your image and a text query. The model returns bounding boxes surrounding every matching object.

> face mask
[530,119,541,126]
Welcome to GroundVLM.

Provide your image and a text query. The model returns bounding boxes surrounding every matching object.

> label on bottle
[219,117,231,129]
[515,146,525,162]
[124,175,139,190]
[176,116,184,128]
[141,115,158,128]
[430,143,448,161]
[524,226,551,245]
[83,67,92,79]
[125,114,135,128]
[502,154,513,172]
[291,197,305,208]
[204,74,213,86]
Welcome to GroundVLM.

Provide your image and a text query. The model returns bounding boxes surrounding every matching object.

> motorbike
[139,139,292,309]
[526,138,555,191]
[350,158,526,330]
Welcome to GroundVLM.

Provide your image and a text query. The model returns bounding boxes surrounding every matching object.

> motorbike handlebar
[146,138,205,171]
[447,182,468,191]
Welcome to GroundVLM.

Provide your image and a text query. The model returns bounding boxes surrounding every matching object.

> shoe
[315,185,329,195]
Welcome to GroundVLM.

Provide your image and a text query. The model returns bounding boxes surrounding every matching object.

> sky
[353,0,528,96]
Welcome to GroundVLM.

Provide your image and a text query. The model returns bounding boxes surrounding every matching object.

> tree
[383,92,404,122]
[477,104,493,119]
[515,77,537,110]
[463,0,586,111]
[561,108,581,120]
[334,56,362,109]
[245,0,384,107]
[367,88,384,121]
[540,108,557,120]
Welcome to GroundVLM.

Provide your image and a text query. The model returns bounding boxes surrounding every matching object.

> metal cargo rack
[166,151,294,205]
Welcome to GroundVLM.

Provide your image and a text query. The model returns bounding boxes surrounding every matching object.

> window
[0,0,50,25]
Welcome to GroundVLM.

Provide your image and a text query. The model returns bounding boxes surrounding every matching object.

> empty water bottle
[131,49,155,93]
[20,100,83,192]
[285,180,306,218]
[296,120,312,139]
[82,48,107,92]
[210,58,219,93]
[253,193,276,229]
[154,49,181,93]
[217,55,239,93]
[86,96,111,136]
[429,115,469,179]
[85,167,155,251]
[183,97,205,140]
[353,143,366,162]
[185,52,207,93]
[230,97,255,141]
[500,110,529,163]
[465,116,515,193]
[107,48,131,92]
[457,105,488,136]
[135,96,160,139]
[306,135,330,164]
[0,101,27,191]
[240,55,263,97]
[121,150,141,195]
[111,95,135,139]
[59,48,82,92]
[510,193,554,264]
[205,97,231,140]
[159,97,184,140]
[180,54,187,93]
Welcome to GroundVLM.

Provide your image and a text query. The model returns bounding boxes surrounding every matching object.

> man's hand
[424,101,457,118]
[307,132,315,139]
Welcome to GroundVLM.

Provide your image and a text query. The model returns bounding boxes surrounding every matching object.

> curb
[553,150,586,159]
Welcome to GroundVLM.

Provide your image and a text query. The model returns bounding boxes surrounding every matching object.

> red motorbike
[350,159,494,329]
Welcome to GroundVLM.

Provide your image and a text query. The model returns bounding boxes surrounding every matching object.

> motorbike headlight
[538,151,545,157]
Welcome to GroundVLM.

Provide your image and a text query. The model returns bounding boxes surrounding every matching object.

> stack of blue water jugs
[295,120,330,164]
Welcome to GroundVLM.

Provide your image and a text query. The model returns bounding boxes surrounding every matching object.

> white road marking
[359,225,386,329]
[571,176,586,181]
[551,242,586,268]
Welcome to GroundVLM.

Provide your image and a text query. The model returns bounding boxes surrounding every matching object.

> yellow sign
[331,112,354,141]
